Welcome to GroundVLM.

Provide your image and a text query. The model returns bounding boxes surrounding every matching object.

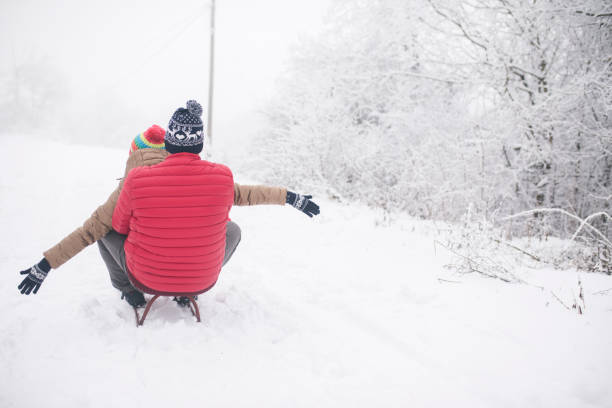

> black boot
[173,296,197,308]
[122,290,146,308]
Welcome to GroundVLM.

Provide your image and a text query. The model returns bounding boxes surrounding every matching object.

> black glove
[18,258,51,295]
[286,191,320,218]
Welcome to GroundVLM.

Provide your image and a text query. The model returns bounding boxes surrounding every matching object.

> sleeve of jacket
[233,183,287,206]
[42,162,134,269]
[43,185,121,269]
[42,152,159,269]
[112,174,133,235]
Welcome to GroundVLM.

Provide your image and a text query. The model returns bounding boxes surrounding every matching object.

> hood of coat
[124,148,168,174]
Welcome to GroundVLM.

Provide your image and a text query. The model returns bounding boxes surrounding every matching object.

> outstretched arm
[233,184,320,217]
[17,148,166,295]
[43,186,121,269]
[41,151,151,269]
[19,170,125,295]
[18,175,125,295]
[233,184,287,206]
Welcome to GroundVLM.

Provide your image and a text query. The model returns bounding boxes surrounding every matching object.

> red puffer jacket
[112,152,234,295]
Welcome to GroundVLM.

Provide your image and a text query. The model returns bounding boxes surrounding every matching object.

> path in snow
[1,139,611,408]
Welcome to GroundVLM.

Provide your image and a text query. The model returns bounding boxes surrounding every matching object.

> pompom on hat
[164,100,205,155]
[130,124,166,155]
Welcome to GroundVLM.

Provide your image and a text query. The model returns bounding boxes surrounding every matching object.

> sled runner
[133,295,201,326]
[128,272,216,327]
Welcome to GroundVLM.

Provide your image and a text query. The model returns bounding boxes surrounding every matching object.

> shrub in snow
[437,206,538,284]
[440,206,612,279]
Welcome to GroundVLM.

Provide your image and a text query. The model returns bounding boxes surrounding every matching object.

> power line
[107,4,208,90]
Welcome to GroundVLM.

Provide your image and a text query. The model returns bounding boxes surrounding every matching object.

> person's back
[110,100,238,301]
[114,152,233,295]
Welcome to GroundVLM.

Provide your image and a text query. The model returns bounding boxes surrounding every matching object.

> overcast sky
[0,0,330,162]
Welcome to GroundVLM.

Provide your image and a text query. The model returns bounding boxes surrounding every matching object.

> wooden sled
[133,295,201,327]
[127,270,217,327]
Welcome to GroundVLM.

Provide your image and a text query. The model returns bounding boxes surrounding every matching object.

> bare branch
[570,212,612,243]
[426,0,488,52]
[551,291,572,311]
[509,65,546,82]
[493,238,543,262]
[502,209,612,248]
[438,278,463,284]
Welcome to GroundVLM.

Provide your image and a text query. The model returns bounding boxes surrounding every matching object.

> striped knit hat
[130,124,166,154]
[165,100,204,154]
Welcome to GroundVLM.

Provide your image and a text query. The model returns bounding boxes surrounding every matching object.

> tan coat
[44,149,286,269]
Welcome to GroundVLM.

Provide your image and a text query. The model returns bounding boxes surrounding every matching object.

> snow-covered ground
[1,139,611,408]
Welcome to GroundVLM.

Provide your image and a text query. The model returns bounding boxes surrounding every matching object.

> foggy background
[0,0,329,163]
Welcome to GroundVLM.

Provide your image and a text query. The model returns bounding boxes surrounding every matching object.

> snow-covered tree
[249,0,612,246]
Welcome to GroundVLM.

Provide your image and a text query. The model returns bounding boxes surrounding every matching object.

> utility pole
[207,0,216,145]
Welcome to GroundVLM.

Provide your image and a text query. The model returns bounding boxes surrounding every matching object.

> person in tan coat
[17,123,320,304]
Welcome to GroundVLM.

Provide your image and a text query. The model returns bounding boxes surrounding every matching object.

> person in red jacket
[17,119,319,304]
[94,100,320,308]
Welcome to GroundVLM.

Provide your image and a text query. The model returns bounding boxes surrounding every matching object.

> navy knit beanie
[165,100,204,154]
